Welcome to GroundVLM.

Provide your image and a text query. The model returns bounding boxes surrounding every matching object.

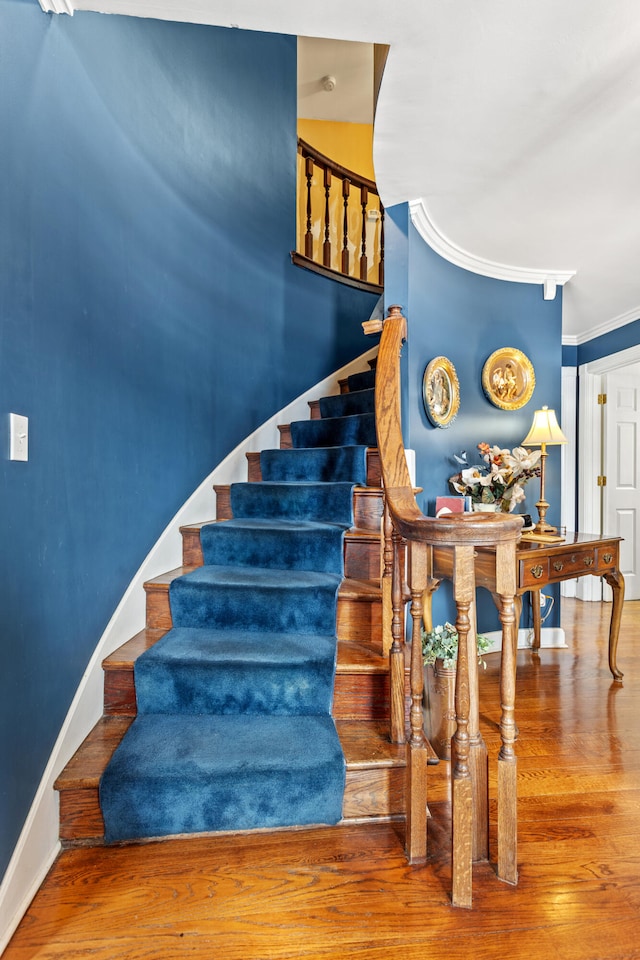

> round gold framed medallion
[482,347,535,411]
[423,356,460,428]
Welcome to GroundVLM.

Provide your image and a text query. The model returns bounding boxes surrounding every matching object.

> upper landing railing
[292,138,384,295]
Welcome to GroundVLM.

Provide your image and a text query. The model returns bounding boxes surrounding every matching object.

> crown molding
[408,198,576,301]
[38,0,75,13]
[565,303,640,346]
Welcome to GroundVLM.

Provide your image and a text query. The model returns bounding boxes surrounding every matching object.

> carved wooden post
[382,498,394,656]
[304,155,314,260]
[451,543,476,908]
[405,539,428,863]
[341,178,350,275]
[467,597,489,862]
[360,184,368,280]
[495,540,519,885]
[323,166,332,268]
[390,526,406,744]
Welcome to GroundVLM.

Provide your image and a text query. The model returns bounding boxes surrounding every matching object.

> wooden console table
[517,532,625,682]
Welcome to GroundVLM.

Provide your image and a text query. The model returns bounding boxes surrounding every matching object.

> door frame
[578,342,640,599]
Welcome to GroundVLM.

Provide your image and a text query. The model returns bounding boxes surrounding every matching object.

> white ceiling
[297,37,373,124]
[41,0,640,344]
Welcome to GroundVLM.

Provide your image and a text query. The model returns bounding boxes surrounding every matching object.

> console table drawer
[596,547,618,573]
[520,558,549,586]
[547,549,597,579]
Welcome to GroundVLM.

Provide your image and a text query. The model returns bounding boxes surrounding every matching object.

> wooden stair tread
[54,717,411,795]
[145,567,379,599]
[336,639,387,673]
[55,716,133,789]
[102,629,166,669]
[337,720,405,768]
[103,634,387,677]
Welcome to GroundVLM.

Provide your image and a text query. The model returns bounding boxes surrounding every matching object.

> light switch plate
[9,413,28,461]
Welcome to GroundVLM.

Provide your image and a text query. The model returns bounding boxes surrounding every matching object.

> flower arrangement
[449,443,541,512]
[422,621,493,669]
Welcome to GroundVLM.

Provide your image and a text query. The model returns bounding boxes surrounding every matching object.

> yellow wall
[297,120,375,181]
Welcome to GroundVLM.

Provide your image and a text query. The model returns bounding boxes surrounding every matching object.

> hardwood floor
[6,598,640,960]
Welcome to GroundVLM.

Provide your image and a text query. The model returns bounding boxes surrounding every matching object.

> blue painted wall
[385,205,564,630]
[577,318,640,365]
[0,3,378,879]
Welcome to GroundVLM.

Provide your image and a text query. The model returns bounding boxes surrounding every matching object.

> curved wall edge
[0,343,378,952]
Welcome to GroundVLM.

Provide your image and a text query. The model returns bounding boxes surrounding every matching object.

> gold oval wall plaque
[423,356,460,428]
[482,347,535,411]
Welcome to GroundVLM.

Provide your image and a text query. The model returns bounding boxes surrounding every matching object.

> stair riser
[216,484,383,530]
[245,450,381,487]
[181,527,381,579]
[57,766,406,843]
[145,581,382,645]
[105,664,392,720]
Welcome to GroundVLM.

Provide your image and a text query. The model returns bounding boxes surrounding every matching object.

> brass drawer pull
[553,560,564,572]
[584,556,594,567]
[531,564,544,580]
[603,552,613,564]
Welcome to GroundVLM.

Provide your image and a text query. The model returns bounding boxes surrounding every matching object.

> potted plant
[422,622,493,760]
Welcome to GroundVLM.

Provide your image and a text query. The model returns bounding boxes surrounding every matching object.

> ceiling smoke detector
[321,75,337,92]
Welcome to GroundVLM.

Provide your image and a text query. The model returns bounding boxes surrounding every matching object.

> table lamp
[522,405,568,535]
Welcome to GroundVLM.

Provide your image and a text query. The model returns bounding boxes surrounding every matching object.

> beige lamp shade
[522,406,567,447]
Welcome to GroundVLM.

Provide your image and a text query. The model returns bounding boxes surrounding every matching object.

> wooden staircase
[55,361,436,846]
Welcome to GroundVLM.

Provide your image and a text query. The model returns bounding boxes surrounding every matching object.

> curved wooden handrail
[374,304,522,908]
[298,138,379,193]
[375,305,523,548]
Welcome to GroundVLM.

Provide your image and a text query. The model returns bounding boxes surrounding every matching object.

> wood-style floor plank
[6,597,640,959]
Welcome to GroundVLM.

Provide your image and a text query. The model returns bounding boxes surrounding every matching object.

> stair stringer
[0,346,378,955]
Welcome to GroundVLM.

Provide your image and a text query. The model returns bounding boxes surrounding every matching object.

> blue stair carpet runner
[99,373,377,842]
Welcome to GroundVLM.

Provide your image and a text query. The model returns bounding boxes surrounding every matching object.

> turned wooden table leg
[497,591,518,884]
[467,597,489,862]
[405,541,428,863]
[451,544,475,908]
[604,568,625,682]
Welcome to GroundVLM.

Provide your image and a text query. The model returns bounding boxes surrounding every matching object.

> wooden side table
[517,532,624,682]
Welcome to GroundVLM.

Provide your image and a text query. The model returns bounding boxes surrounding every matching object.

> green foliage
[421,621,493,669]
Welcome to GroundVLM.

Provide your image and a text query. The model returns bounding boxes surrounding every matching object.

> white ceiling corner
[37,0,640,342]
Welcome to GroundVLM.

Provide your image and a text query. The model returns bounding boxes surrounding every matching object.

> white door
[603,372,640,600]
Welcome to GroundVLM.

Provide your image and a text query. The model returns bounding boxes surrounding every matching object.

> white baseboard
[484,627,568,652]
[0,346,377,954]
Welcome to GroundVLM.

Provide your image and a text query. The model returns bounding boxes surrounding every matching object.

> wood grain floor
[6,597,640,960]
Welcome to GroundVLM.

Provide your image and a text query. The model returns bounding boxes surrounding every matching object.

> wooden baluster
[405,540,428,863]
[323,166,332,268]
[495,541,519,886]
[359,184,368,281]
[378,205,385,287]
[341,178,350,275]
[381,499,394,656]
[451,543,475,909]
[467,597,489,862]
[304,156,314,260]
[390,526,406,744]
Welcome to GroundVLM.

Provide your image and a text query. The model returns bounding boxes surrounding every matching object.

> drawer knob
[553,560,564,572]
[603,552,613,564]
[584,556,594,567]
[531,564,544,580]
